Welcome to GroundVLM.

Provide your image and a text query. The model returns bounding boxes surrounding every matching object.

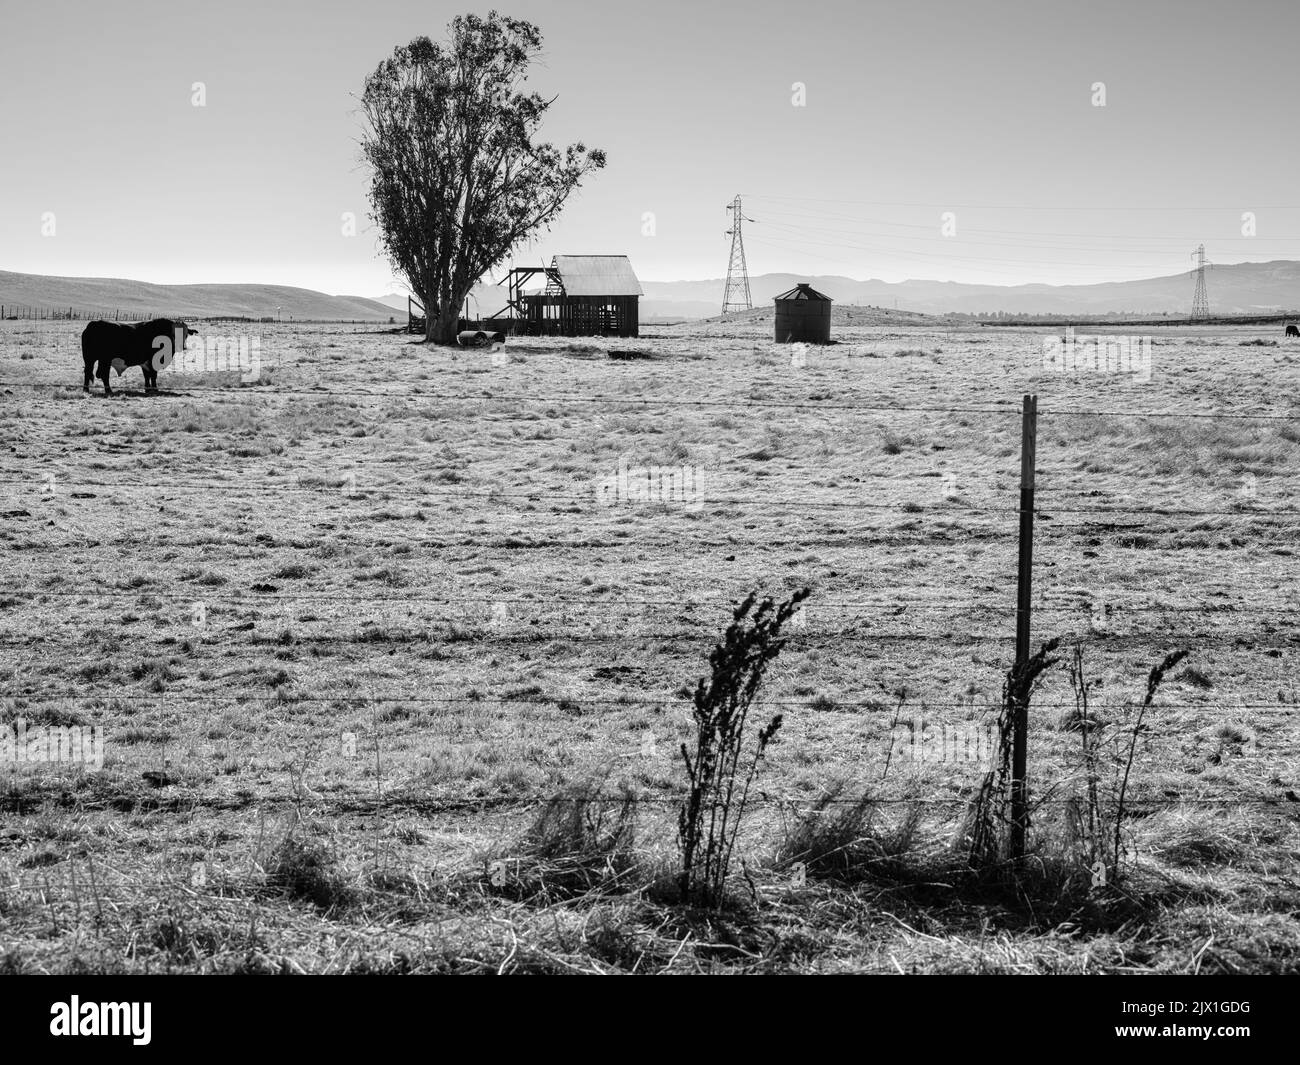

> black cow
[1286,324,1299,337]
[81,318,196,396]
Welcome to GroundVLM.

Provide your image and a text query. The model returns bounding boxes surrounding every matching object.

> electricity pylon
[722,195,752,317]
[1190,244,1211,321]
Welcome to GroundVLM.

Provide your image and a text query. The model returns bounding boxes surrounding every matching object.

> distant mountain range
[0,271,397,321]
[370,285,507,316]
[639,261,1300,317]
[369,293,412,313]
[5,260,1299,322]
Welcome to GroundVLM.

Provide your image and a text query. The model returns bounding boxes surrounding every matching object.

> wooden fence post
[1010,393,1038,859]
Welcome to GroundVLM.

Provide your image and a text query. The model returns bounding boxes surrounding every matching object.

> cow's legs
[142,365,156,392]
[83,354,94,392]
[98,359,114,397]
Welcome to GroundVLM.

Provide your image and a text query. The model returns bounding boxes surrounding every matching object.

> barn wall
[521,295,638,338]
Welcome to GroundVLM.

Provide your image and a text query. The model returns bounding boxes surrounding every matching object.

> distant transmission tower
[722,195,752,317]
[1190,243,1211,320]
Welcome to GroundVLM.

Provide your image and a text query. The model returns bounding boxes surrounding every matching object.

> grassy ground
[0,318,1297,973]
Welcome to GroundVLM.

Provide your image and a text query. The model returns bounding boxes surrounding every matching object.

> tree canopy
[360,13,606,343]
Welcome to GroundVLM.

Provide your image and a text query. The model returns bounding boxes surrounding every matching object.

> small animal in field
[1285,324,1299,337]
[81,318,197,396]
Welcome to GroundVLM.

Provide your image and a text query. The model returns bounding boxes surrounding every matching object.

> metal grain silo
[774,283,832,343]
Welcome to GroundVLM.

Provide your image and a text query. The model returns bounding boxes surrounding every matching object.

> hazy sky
[2,0,1298,296]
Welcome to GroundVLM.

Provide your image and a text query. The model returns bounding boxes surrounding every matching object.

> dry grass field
[1,318,1298,973]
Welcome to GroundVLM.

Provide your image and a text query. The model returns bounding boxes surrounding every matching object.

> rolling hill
[641,261,1300,317]
[8,259,1300,324]
[0,271,398,321]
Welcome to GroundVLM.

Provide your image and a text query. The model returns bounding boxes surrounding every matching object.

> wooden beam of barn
[498,255,642,338]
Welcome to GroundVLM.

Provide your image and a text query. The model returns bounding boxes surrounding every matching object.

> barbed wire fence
[0,384,1296,892]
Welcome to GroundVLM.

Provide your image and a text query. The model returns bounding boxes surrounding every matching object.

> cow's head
[151,320,198,371]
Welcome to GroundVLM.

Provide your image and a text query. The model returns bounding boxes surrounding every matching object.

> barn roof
[551,255,643,297]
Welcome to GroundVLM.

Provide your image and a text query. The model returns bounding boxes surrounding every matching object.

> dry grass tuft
[486,776,641,902]
[776,785,924,883]
[263,824,359,912]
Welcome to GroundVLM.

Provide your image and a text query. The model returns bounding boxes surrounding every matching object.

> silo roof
[774,283,833,301]
[552,256,643,296]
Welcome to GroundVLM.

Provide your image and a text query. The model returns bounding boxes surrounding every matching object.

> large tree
[360,13,605,344]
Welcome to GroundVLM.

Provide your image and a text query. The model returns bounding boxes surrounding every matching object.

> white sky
[1,0,1297,294]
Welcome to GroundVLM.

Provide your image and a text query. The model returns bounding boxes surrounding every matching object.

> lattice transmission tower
[1190,243,1211,321]
[722,195,752,317]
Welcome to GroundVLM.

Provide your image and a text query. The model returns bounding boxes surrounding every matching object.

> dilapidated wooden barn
[502,255,642,338]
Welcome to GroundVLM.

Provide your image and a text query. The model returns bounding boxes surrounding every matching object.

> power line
[751,221,1195,271]
[744,193,1300,212]
[740,203,1300,244]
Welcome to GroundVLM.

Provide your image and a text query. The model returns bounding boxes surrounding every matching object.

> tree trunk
[424,285,472,346]
[427,304,460,345]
